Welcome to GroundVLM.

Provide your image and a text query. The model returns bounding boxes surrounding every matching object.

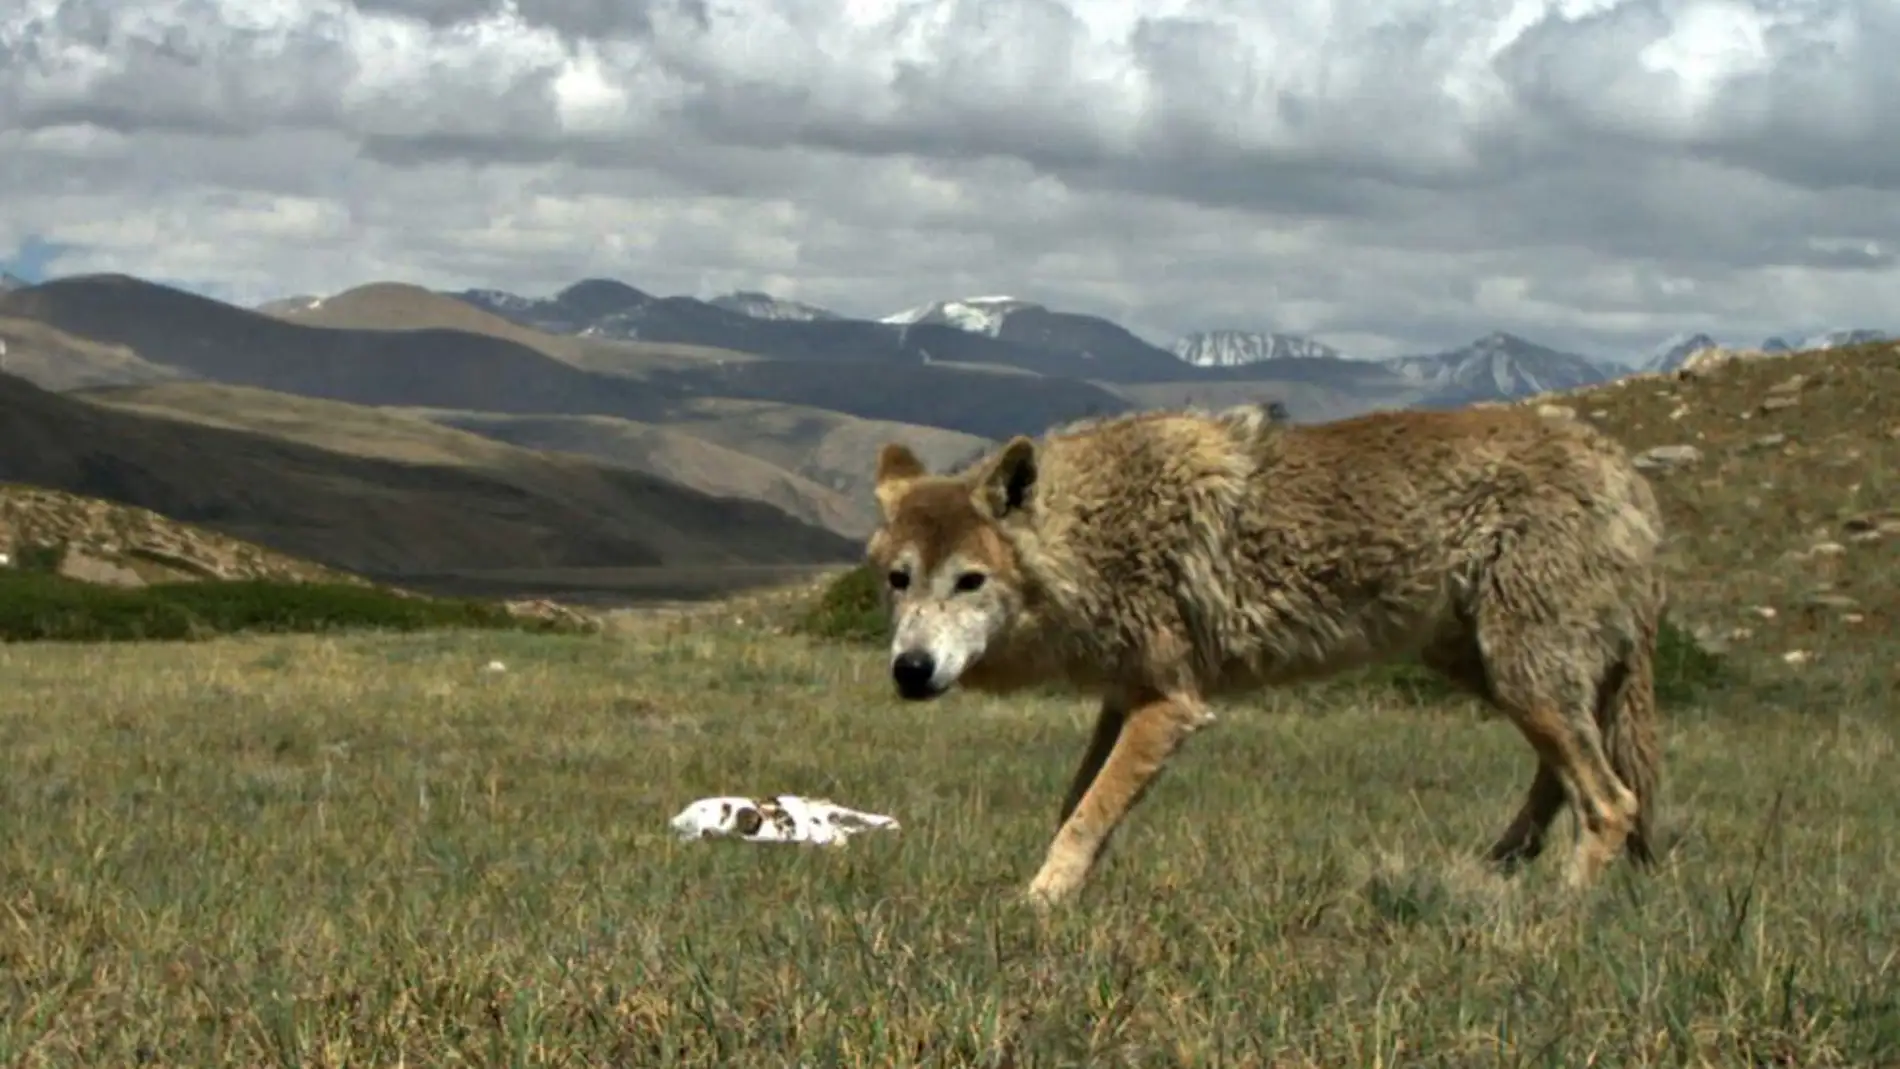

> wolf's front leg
[1027,689,1211,908]
[1056,696,1128,826]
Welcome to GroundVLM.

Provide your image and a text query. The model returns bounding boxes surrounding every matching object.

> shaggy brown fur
[867,401,1667,908]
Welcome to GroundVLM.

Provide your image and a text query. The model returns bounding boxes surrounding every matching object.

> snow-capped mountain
[1170,330,1346,367]
[459,287,542,317]
[1759,329,1889,353]
[1793,328,1890,350]
[0,272,28,293]
[876,294,1188,379]
[709,291,840,321]
[880,296,1040,336]
[1385,332,1615,408]
[1642,332,1720,373]
[456,279,655,336]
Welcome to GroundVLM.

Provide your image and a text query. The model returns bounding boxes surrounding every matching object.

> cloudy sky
[3,0,1897,361]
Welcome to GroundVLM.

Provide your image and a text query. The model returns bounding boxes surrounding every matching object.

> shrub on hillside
[0,572,566,643]
[8,542,67,575]
[795,564,1728,708]
[1651,615,1727,707]
[0,572,201,642]
[795,562,886,644]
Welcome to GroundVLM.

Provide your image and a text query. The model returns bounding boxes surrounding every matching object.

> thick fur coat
[868,402,1666,907]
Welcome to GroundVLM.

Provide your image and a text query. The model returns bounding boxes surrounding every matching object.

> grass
[0,570,563,642]
[1,613,1896,1066]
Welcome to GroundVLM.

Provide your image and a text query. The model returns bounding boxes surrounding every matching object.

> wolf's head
[865,435,1039,701]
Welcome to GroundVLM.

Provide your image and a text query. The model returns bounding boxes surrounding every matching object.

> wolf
[865,402,1667,908]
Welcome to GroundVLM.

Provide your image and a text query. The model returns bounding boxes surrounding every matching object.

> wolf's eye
[887,570,911,591]
[954,572,987,593]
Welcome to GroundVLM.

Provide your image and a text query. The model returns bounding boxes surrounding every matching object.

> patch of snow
[1171,330,1346,367]
[462,288,537,313]
[1383,332,1613,402]
[878,295,1037,336]
[710,290,840,321]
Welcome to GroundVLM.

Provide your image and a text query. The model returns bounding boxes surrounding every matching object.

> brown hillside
[83,382,546,470]
[407,401,990,539]
[1526,341,1900,677]
[3,275,1130,441]
[0,316,189,391]
[1,372,857,577]
[270,284,1001,534]
[400,408,868,537]
[659,398,993,509]
[280,282,763,377]
[0,275,674,420]
[82,381,861,539]
[0,483,354,585]
[281,282,1129,441]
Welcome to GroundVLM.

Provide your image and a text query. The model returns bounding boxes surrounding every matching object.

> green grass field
[4,607,1896,1066]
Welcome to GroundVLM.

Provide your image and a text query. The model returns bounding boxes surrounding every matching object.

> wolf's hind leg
[1481,626,1639,889]
[1027,689,1208,908]
[1485,762,1568,870]
[1418,633,1568,870]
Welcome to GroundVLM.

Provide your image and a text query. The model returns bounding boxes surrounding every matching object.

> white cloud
[2,0,1897,359]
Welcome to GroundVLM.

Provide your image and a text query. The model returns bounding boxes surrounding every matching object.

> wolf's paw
[1025,868,1080,911]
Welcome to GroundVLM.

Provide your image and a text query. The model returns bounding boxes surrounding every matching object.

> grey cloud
[5,0,1899,363]
[346,0,707,39]
[667,0,1117,176]
[346,0,495,28]
[1495,2,1900,191]
[666,7,1501,201]
[4,1,587,147]
[1,0,353,136]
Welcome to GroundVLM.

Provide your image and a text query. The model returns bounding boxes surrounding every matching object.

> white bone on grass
[669,795,900,846]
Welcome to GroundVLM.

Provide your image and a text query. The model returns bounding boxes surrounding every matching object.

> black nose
[891,649,939,700]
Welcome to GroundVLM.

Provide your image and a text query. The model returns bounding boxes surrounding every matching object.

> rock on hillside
[1642,333,1720,374]
[1512,339,1900,675]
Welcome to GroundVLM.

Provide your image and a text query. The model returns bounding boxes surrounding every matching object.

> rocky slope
[1507,339,1900,676]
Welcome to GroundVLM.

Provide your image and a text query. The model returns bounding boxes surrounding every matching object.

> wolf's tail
[1598,581,1665,866]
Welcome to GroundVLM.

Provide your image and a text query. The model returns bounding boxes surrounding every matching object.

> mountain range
[454,280,1890,409]
[1640,328,1893,374]
[0,269,1891,601]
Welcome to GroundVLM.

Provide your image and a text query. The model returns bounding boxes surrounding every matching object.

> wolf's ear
[975,435,1038,519]
[874,442,927,516]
